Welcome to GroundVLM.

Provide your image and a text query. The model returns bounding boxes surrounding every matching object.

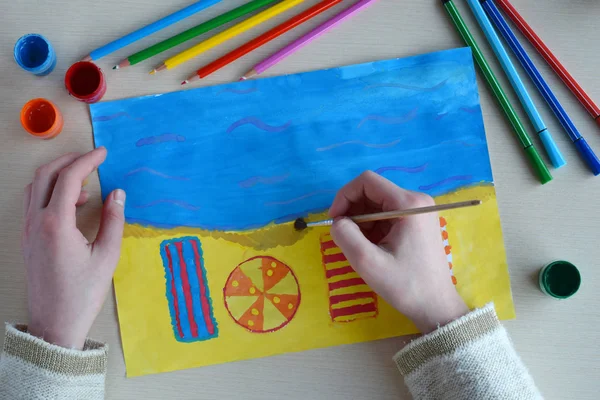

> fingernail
[114,189,126,207]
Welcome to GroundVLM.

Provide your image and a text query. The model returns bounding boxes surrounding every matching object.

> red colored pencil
[496,0,600,126]
[182,0,342,84]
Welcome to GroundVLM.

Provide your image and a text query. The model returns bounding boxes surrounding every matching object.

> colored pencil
[296,200,482,230]
[83,0,221,61]
[184,0,342,83]
[483,0,600,176]
[242,0,376,80]
[466,0,564,169]
[114,0,280,70]
[151,0,305,74]
[496,0,600,127]
[441,0,551,184]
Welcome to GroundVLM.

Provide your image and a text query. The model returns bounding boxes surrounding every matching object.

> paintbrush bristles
[296,199,482,230]
[294,218,308,231]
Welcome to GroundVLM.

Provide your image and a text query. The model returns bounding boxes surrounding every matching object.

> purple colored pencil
[241,0,377,79]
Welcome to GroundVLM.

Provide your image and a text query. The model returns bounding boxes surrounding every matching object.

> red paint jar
[65,61,106,103]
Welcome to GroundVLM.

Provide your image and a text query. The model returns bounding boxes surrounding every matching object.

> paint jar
[20,98,64,139]
[13,34,57,76]
[65,61,107,103]
[539,260,581,299]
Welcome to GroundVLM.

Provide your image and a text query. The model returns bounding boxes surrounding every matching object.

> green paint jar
[538,261,581,299]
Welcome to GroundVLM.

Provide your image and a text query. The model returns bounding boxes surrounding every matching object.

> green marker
[114,0,280,69]
[441,0,552,185]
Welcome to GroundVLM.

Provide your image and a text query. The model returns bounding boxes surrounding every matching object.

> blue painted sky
[91,47,493,231]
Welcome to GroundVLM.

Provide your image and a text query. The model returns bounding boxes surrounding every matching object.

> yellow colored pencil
[151,0,305,74]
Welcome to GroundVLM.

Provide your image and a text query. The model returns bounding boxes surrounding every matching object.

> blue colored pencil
[84,0,222,61]
[465,0,565,169]
[482,0,600,176]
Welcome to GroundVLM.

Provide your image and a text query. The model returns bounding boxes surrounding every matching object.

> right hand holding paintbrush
[329,171,468,333]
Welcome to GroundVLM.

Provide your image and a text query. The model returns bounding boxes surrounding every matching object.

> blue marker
[482,0,600,176]
[84,0,221,61]
[13,34,57,76]
[466,0,565,169]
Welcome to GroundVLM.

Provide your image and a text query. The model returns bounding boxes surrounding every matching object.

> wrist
[28,321,87,350]
[410,293,469,333]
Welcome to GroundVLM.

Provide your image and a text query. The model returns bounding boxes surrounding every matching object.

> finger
[30,153,81,210]
[92,189,126,271]
[23,184,32,217]
[76,190,89,207]
[329,171,420,217]
[48,147,107,212]
[330,217,381,273]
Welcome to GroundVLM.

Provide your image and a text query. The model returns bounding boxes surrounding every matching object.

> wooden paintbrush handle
[350,200,482,224]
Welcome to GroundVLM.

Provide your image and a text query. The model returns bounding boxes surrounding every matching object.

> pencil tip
[112,65,118,70]
[181,80,188,86]
[149,70,156,75]
[240,76,247,81]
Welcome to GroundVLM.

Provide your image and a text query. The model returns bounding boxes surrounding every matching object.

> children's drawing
[223,256,300,333]
[92,47,514,377]
[160,237,218,342]
[320,233,378,322]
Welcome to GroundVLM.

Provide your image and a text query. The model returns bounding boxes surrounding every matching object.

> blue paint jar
[14,34,57,76]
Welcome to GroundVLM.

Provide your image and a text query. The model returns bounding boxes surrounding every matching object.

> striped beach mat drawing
[320,217,456,322]
[160,237,218,342]
[320,233,378,323]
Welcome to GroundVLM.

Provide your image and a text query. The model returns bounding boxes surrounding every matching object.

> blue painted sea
[91,47,493,231]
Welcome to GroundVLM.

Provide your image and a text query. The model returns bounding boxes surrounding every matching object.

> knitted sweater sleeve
[393,303,543,400]
[0,324,107,400]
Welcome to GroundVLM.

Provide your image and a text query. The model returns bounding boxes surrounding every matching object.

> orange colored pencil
[182,0,342,84]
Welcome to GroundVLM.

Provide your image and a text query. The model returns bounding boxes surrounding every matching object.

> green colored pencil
[114,0,281,69]
[442,0,552,185]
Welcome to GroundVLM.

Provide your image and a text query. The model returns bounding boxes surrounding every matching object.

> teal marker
[466,0,565,169]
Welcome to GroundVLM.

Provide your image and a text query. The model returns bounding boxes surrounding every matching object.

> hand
[329,171,468,333]
[22,148,125,349]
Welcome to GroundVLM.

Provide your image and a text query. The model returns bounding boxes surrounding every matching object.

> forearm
[0,324,107,400]
[394,304,542,400]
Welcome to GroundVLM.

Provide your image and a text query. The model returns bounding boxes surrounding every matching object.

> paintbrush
[294,199,482,231]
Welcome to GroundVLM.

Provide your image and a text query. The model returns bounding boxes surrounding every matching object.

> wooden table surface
[1,0,599,398]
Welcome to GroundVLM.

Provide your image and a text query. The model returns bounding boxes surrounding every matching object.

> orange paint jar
[20,98,63,139]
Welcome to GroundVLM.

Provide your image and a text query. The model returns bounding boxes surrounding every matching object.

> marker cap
[573,137,600,176]
[538,130,566,169]
[524,146,552,184]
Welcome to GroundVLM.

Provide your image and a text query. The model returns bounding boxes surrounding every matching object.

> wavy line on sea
[239,173,290,188]
[265,189,336,206]
[136,133,186,147]
[92,112,143,122]
[317,139,402,152]
[131,199,201,211]
[357,108,418,129]
[363,79,448,92]
[227,117,292,134]
[218,88,258,95]
[124,167,190,181]
[418,175,474,191]
[375,163,429,175]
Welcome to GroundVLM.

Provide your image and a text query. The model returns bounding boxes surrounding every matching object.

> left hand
[22,147,125,349]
